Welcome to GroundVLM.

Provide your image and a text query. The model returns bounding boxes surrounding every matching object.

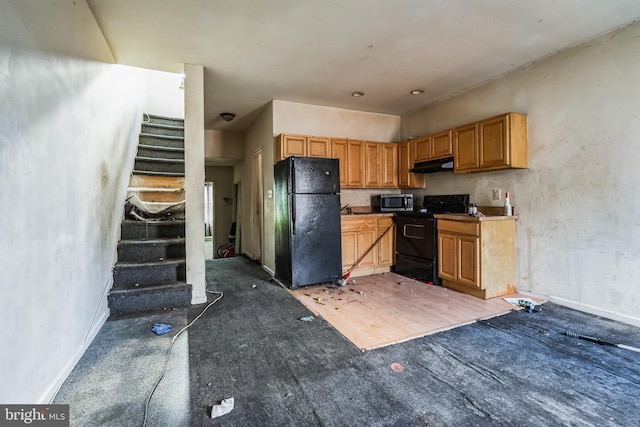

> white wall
[205,129,245,161]
[0,47,148,402]
[402,21,640,325]
[184,64,206,304]
[144,70,185,119]
[242,104,274,266]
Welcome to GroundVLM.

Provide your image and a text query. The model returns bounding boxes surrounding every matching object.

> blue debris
[299,316,314,322]
[152,323,172,335]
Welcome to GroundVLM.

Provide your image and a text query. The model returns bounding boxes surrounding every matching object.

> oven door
[394,216,436,260]
[395,253,439,284]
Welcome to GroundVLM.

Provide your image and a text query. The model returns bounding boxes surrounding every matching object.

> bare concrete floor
[55,257,640,426]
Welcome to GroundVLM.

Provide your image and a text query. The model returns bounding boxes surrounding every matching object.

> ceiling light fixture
[220,112,236,121]
[351,91,365,97]
[410,89,424,95]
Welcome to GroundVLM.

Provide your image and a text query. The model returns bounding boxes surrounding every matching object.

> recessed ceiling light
[410,89,424,95]
[352,91,364,97]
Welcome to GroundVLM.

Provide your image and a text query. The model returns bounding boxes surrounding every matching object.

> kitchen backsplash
[340,189,401,207]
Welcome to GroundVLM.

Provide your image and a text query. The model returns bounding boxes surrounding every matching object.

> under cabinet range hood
[410,157,455,173]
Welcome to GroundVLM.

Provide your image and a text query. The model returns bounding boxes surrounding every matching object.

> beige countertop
[341,212,395,218]
[433,213,518,222]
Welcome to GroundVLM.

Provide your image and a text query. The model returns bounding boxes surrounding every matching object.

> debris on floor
[390,363,405,372]
[503,297,538,313]
[299,316,314,322]
[151,323,172,335]
[210,397,234,419]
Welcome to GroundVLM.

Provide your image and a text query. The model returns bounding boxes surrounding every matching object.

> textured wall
[0,47,147,402]
[402,21,640,325]
[184,64,206,304]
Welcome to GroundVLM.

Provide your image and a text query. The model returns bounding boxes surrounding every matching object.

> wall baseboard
[549,296,640,328]
[37,308,109,404]
[262,265,275,276]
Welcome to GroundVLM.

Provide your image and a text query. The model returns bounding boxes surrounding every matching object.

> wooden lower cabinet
[341,215,395,277]
[437,217,516,299]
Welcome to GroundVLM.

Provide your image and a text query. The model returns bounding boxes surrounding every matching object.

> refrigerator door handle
[290,194,296,235]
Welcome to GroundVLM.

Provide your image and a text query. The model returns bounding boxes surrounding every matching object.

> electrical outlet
[492,189,501,201]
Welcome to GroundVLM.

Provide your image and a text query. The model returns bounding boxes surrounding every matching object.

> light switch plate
[492,189,501,201]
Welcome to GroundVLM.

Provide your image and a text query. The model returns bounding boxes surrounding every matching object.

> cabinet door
[282,134,307,158]
[341,231,358,272]
[438,232,457,281]
[454,123,479,172]
[357,229,377,268]
[377,226,394,267]
[398,142,410,187]
[457,235,480,288]
[308,137,331,158]
[479,114,509,169]
[414,136,432,162]
[347,140,365,187]
[364,142,381,187]
[381,143,398,187]
[331,139,348,187]
[431,130,453,159]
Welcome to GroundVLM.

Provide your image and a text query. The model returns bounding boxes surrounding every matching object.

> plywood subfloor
[289,272,544,351]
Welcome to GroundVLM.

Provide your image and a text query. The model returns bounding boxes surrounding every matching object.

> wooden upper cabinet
[478,113,528,170]
[398,141,425,189]
[431,129,453,159]
[414,136,432,162]
[346,139,365,188]
[454,123,479,172]
[307,136,331,158]
[330,138,348,187]
[381,143,398,187]
[454,113,528,173]
[364,142,381,187]
[398,142,410,188]
[275,134,329,162]
[275,134,306,162]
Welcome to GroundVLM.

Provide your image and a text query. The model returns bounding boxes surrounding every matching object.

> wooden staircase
[108,114,191,316]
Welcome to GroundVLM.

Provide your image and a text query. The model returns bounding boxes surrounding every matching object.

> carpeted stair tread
[139,132,184,141]
[143,113,184,125]
[118,237,185,246]
[108,282,192,316]
[122,219,185,226]
[137,144,184,153]
[114,258,186,269]
[132,169,184,177]
[135,156,184,164]
[141,122,184,131]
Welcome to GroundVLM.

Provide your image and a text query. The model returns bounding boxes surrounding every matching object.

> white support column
[184,64,207,304]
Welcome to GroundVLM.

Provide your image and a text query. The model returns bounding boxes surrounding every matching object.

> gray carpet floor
[56,257,640,426]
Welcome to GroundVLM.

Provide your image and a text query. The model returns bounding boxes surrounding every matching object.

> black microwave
[379,194,414,212]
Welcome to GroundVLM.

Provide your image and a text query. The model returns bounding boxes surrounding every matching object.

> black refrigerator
[274,156,342,289]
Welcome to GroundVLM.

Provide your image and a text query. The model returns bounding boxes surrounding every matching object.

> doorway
[204,181,214,260]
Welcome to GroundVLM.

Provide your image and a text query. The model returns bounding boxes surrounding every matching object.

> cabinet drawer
[341,218,376,231]
[377,217,393,228]
[437,220,479,236]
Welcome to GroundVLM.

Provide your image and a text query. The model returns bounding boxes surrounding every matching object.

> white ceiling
[86,0,640,131]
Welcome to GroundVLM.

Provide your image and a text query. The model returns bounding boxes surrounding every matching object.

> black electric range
[394,194,469,284]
